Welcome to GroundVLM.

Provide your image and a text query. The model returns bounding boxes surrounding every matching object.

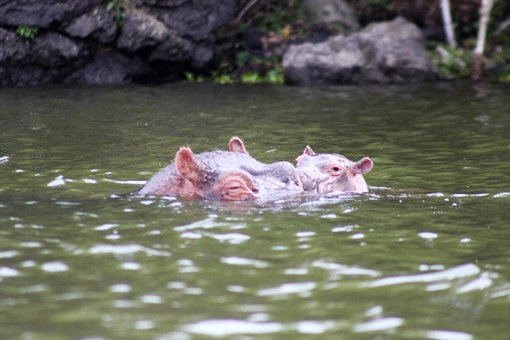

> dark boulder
[149,31,193,63]
[150,0,236,41]
[117,8,169,52]
[0,29,85,85]
[0,27,30,63]
[0,0,237,86]
[283,17,437,85]
[0,0,101,28]
[65,50,151,85]
[31,32,85,67]
[147,0,236,67]
[64,5,117,44]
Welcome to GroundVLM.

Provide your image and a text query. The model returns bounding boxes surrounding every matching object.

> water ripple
[47,175,65,187]
[0,155,9,164]
[426,329,473,340]
[456,272,495,294]
[182,318,344,337]
[183,319,283,337]
[208,233,250,244]
[257,282,316,297]
[313,260,381,278]
[221,256,269,268]
[0,266,20,278]
[175,215,244,232]
[363,263,483,288]
[353,317,404,333]
[41,261,69,273]
[89,244,171,257]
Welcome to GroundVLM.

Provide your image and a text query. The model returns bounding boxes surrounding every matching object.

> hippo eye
[326,164,345,176]
[221,178,257,201]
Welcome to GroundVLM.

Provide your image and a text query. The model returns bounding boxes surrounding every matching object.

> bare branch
[440,0,457,48]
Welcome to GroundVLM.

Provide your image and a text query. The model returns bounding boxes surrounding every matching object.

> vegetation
[106,0,126,27]
[15,25,38,40]
[198,0,510,84]
[201,0,312,84]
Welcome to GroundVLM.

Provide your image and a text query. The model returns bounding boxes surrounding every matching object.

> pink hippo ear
[296,145,316,164]
[175,147,203,185]
[303,145,316,156]
[353,157,373,174]
[229,136,249,155]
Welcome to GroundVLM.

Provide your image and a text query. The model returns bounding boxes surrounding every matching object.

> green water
[0,82,509,339]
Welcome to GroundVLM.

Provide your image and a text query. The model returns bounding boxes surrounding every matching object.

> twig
[235,0,259,23]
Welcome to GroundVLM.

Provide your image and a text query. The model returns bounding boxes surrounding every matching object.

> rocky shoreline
[0,0,236,86]
[1,0,507,86]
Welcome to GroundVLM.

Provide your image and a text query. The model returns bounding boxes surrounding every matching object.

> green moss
[15,26,38,40]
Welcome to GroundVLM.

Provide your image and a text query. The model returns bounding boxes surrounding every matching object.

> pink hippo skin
[135,137,303,201]
[295,146,373,194]
[229,137,373,195]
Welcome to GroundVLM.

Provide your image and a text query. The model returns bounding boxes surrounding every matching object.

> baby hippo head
[176,147,259,201]
[296,146,373,194]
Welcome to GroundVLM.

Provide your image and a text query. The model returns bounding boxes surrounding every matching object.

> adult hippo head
[135,139,303,201]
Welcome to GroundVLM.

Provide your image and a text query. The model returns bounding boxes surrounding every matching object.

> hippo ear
[354,157,373,174]
[296,145,316,165]
[303,145,316,156]
[229,136,250,155]
[175,147,203,184]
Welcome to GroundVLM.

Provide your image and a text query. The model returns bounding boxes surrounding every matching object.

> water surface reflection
[0,82,509,339]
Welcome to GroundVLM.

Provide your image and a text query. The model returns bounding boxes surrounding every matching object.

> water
[0,82,509,339]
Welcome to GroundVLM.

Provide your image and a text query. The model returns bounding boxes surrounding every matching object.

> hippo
[295,146,373,194]
[135,137,303,201]
[228,139,373,195]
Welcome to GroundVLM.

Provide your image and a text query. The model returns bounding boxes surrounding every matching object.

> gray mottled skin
[136,150,302,198]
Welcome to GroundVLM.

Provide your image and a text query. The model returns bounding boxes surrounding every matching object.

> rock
[303,0,360,33]
[0,64,51,86]
[135,0,188,7]
[148,0,236,67]
[117,8,169,51]
[31,32,85,67]
[0,0,101,28]
[283,17,436,85]
[0,0,237,85]
[0,28,30,63]
[149,31,193,63]
[0,29,85,85]
[189,45,214,69]
[152,0,236,41]
[64,5,117,44]
[65,50,151,85]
